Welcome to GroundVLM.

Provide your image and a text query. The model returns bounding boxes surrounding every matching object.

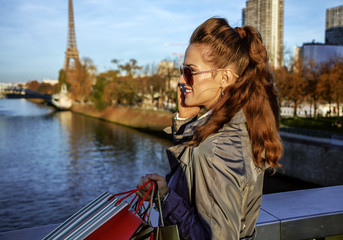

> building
[295,43,343,65]
[0,83,15,93]
[242,0,284,68]
[157,61,179,91]
[42,78,58,85]
[325,5,343,45]
[295,5,343,64]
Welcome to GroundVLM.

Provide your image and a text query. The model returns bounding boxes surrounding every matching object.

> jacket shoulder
[194,122,261,187]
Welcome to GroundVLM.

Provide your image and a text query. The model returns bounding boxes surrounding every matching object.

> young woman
[137,17,283,240]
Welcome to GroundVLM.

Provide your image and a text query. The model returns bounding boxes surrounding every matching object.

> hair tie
[234,27,246,39]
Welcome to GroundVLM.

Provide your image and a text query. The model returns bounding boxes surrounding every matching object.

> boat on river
[51,84,72,111]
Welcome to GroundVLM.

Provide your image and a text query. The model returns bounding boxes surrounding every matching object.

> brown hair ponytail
[188,17,282,169]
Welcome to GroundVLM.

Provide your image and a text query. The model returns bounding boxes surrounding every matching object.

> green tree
[99,70,119,105]
[91,75,107,111]
[109,59,142,106]
[57,69,67,91]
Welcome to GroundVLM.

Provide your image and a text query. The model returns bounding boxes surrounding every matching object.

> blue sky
[0,0,342,83]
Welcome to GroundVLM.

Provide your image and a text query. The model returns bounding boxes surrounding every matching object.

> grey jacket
[161,109,265,240]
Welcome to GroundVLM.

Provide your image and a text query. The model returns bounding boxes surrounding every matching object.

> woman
[137,17,283,240]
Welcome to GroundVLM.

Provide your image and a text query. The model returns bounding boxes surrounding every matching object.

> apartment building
[242,0,284,68]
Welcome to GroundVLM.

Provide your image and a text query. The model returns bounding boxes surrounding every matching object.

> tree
[330,59,343,116]
[91,75,107,111]
[109,59,142,106]
[274,57,307,117]
[57,69,67,91]
[304,59,321,117]
[69,57,97,102]
[98,70,119,105]
[317,60,335,111]
[25,80,57,94]
[111,58,143,78]
[37,82,57,94]
[25,80,40,92]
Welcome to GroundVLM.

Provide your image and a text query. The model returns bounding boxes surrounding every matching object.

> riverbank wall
[71,104,173,137]
[278,131,343,186]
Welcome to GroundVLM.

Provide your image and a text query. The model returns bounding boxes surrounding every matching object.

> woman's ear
[221,69,236,88]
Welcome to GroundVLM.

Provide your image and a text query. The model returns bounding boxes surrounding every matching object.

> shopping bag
[43,181,156,240]
[155,225,180,240]
[130,224,180,240]
[130,182,180,240]
[130,222,155,240]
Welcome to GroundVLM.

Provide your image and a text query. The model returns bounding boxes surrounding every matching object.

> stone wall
[279,132,343,186]
[71,104,172,132]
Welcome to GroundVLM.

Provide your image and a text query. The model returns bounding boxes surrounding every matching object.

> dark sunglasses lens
[183,67,193,86]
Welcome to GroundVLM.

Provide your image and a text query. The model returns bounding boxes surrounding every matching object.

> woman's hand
[136,173,169,201]
[177,84,201,119]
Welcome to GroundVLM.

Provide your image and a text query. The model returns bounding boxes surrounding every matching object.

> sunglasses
[179,65,219,86]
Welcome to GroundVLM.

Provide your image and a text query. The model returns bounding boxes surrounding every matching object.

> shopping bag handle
[135,180,162,225]
[108,180,156,215]
[152,180,165,227]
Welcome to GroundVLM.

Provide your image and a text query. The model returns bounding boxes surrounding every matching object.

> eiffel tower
[64,0,81,86]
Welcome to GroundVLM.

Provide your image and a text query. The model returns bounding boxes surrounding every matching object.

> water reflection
[0,99,172,232]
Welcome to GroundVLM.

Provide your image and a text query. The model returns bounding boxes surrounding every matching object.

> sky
[0,0,342,83]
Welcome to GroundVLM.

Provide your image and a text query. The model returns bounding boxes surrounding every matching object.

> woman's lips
[184,88,192,95]
[179,84,192,96]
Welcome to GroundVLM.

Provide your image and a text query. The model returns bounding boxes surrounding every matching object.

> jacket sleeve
[160,188,211,239]
[163,130,246,240]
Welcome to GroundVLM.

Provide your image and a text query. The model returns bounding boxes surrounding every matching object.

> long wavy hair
[188,17,282,169]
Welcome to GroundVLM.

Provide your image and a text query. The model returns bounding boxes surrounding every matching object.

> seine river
[0,99,172,232]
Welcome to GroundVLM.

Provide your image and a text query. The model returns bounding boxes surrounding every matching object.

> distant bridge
[3,87,52,101]
[2,86,72,111]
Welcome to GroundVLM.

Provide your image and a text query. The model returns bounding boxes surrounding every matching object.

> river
[0,99,172,232]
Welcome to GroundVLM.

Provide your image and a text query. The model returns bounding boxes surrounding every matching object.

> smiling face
[179,43,223,110]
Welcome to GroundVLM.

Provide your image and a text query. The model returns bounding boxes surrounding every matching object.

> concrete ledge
[255,209,280,239]
[280,131,343,148]
[256,185,343,240]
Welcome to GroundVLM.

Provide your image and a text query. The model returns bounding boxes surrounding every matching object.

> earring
[221,90,224,96]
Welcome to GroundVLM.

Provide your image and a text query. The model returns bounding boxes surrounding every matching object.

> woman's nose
[179,74,186,85]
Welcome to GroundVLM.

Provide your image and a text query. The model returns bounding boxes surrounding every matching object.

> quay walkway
[0,185,342,240]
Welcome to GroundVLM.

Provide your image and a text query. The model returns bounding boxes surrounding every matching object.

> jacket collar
[182,108,246,138]
[168,108,247,166]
